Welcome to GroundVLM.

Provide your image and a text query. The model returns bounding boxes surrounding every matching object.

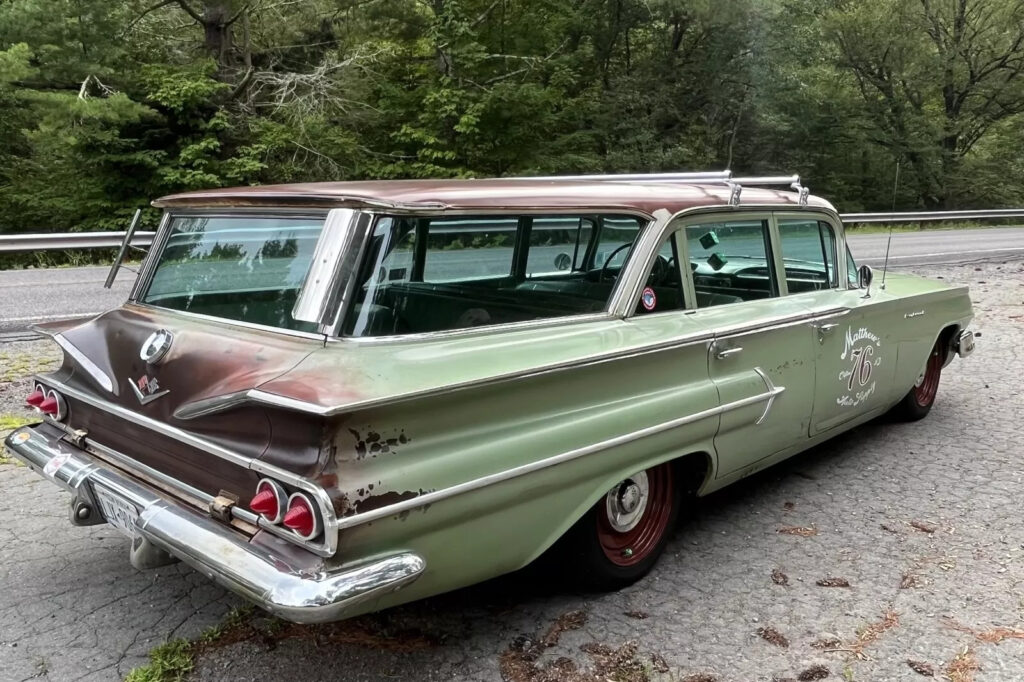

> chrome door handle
[817,323,839,334]
[715,347,743,360]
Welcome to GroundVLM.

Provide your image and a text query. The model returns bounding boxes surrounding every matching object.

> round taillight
[39,390,67,420]
[249,478,287,524]
[26,385,45,408]
[282,492,322,540]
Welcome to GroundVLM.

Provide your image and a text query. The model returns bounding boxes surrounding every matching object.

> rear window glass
[344,214,645,337]
[142,215,325,332]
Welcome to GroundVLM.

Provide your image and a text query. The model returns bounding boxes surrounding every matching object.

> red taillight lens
[39,395,59,415]
[282,493,321,539]
[38,390,66,420]
[249,479,285,524]
[26,386,44,407]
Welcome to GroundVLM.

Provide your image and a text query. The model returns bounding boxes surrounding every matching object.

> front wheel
[889,339,944,421]
[557,462,682,591]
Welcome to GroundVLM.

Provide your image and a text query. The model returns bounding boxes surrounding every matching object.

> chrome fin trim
[53,334,114,393]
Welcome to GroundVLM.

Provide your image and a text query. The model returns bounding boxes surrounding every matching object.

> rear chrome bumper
[4,424,425,624]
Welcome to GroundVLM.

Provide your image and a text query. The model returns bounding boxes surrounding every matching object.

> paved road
[1,259,1021,681]
[2,228,1023,336]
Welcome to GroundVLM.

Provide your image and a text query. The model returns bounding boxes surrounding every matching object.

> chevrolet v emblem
[131,374,169,405]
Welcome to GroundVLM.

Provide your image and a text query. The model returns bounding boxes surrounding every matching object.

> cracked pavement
[1,259,1022,681]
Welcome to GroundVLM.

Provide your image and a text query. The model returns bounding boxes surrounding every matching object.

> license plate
[93,486,139,538]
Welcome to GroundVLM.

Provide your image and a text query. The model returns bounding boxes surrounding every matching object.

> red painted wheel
[596,464,674,567]
[890,338,945,422]
[912,345,943,408]
[552,460,682,590]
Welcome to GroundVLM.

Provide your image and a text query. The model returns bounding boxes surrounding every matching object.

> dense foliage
[2,0,1024,237]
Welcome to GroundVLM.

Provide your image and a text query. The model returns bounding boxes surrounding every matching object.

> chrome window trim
[293,208,363,326]
[35,375,339,556]
[129,211,171,302]
[52,333,114,393]
[331,372,785,531]
[125,303,328,342]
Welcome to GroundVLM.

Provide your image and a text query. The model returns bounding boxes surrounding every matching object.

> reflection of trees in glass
[260,238,298,259]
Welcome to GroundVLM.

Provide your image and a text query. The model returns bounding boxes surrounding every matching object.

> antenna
[880,160,900,290]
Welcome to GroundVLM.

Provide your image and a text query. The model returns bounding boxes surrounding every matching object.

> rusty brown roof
[152,179,834,215]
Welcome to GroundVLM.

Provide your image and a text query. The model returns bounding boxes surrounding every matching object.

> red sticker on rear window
[641,287,657,311]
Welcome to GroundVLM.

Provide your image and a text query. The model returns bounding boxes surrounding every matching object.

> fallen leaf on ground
[944,647,979,682]
[816,577,851,588]
[907,659,935,676]
[910,520,938,534]
[797,664,830,680]
[771,568,789,586]
[757,626,790,648]
[778,525,818,537]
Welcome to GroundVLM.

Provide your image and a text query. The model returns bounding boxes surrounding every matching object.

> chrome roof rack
[517,170,810,207]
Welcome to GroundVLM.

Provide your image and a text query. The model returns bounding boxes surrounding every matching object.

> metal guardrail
[0,207,1022,253]
[0,231,155,253]
[841,208,1024,224]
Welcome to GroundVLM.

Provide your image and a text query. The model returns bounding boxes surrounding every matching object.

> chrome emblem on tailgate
[131,374,169,405]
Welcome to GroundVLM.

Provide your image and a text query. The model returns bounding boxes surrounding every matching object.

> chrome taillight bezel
[284,491,323,540]
[253,478,288,525]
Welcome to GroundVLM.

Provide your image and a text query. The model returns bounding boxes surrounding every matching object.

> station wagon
[6,171,975,622]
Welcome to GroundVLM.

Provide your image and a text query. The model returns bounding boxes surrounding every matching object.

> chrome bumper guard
[956,329,976,358]
[4,425,425,624]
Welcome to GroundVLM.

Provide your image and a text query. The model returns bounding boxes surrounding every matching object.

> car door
[678,214,817,478]
[771,214,899,434]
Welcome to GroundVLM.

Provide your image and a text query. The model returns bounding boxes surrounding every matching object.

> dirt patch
[778,525,818,537]
[770,568,789,586]
[815,577,850,588]
[757,626,789,648]
[906,659,936,676]
[540,610,587,647]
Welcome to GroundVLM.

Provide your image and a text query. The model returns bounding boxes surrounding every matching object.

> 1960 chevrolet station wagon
[5,171,975,623]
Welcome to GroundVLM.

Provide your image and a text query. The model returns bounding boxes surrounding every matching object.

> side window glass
[846,245,859,287]
[525,217,594,276]
[635,233,684,314]
[422,217,517,282]
[593,217,642,274]
[377,223,415,283]
[777,220,837,294]
[686,219,775,308]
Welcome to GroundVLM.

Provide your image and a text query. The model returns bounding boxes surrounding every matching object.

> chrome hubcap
[604,471,649,532]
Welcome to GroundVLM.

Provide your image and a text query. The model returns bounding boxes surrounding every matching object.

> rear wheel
[890,339,944,421]
[558,462,682,590]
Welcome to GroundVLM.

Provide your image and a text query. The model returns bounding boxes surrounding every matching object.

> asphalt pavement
[1,227,1023,336]
[1,259,1022,681]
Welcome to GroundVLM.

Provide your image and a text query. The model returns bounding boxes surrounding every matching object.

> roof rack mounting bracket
[727,181,742,207]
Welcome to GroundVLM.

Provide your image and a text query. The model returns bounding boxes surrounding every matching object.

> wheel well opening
[671,451,713,499]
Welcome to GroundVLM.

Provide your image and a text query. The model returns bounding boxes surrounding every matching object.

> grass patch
[0,349,60,382]
[0,415,35,465]
[123,640,193,682]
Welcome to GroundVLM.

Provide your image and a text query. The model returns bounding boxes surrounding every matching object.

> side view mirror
[858,264,874,294]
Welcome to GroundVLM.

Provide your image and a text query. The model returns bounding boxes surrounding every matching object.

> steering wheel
[647,255,673,286]
[599,243,633,282]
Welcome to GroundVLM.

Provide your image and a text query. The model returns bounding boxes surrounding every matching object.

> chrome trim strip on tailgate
[4,425,424,624]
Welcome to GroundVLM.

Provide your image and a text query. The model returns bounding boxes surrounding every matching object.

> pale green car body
[6,179,974,622]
